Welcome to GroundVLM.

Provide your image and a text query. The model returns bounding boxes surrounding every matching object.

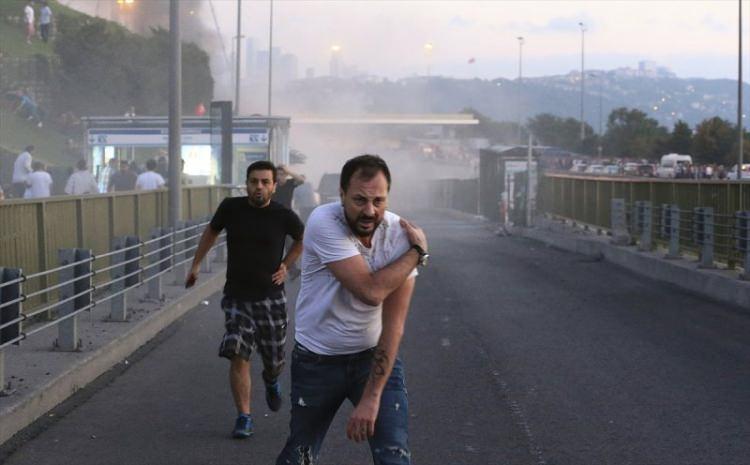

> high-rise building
[244,38,255,79]
[279,53,299,84]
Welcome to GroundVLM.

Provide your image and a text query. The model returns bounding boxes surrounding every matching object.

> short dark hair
[25,145,34,152]
[340,154,391,192]
[146,159,157,170]
[76,159,87,170]
[32,161,44,171]
[246,160,277,182]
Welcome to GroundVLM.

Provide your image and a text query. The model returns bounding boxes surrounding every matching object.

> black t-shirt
[109,170,137,191]
[210,198,304,300]
[272,178,303,209]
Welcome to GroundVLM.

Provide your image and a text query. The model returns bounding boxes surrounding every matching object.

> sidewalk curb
[515,225,750,311]
[0,269,226,445]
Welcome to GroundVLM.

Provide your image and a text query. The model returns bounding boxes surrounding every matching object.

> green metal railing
[540,173,750,266]
[0,185,234,306]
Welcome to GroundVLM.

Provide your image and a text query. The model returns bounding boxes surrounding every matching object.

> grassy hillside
[0,107,74,167]
[0,1,84,167]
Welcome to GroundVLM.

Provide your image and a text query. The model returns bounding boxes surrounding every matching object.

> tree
[526,113,595,154]
[53,16,213,117]
[603,107,668,159]
[691,117,735,164]
[458,107,526,145]
[666,120,693,154]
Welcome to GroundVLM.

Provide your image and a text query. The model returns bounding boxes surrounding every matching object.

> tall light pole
[168,0,182,229]
[738,0,744,195]
[267,0,274,116]
[579,22,586,144]
[517,36,524,145]
[234,0,241,116]
[424,42,433,77]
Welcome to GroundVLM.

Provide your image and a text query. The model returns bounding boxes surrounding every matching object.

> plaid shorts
[219,292,288,382]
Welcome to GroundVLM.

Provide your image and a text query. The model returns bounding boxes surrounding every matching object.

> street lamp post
[517,36,524,145]
[234,0,241,116]
[424,42,433,77]
[579,22,586,144]
[267,0,274,116]
[738,0,744,197]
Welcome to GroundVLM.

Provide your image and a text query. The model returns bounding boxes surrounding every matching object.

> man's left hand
[346,396,380,442]
[271,263,287,285]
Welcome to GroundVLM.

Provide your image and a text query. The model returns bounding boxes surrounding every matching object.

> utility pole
[738,0,744,204]
[234,0,241,116]
[579,22,586,144]
[268,0,274,116]
[517,36,524,145]
[168,0,182,229]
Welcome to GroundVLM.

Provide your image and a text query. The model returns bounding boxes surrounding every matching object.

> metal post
[694,207,715,269]
[526,133,533,227]
[109,237,128,321]
[736,211,750,279]
[610,198,630,245]
[235,0,242,116]
[146,227,164,301]
[666,205,681,259]
[1,267,22,395]
[738,0,744,208]
[637,201,652,251]
[579,22,586,144]
[267,0,274,116]
[57,249,90,351]
[517,36,524,145]
[173,221,187,285]
[169,0,183,250]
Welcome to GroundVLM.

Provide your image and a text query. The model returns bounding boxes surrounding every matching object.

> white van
[656,153,692,178]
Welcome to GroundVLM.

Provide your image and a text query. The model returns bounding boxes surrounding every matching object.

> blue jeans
[276,343,410,465]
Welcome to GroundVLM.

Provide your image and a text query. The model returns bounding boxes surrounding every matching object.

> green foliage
[691,117,736,164]
[52,15,212,116]
[603,107,668,159]
[665,120,693,154]
[459,107,526,144]
[526,113,596,154]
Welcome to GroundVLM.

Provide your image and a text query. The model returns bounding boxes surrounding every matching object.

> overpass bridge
[0,176,749,464]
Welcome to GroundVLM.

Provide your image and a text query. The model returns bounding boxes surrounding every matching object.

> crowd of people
[2,146,178,200]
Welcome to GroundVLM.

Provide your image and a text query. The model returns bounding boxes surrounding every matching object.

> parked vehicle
[636,164,655,177]
[584,164,605,174]
[655,153,692,178]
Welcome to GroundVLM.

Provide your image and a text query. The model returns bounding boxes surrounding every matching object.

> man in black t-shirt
[108,160,137,192]
[186,160,304,439]
[272,165,305,209]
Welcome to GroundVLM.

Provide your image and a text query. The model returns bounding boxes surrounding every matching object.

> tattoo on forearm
[369,348,389,381]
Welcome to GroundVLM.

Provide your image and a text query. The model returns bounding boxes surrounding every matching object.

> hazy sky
[207,0,746,80]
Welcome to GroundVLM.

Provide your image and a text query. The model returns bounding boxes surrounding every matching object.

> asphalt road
[2,211,749,465]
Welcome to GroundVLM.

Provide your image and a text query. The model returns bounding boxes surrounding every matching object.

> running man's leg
[252,292,288,386]
[349,357,411,465]
[218,296,258,414]
[276,345,347,465]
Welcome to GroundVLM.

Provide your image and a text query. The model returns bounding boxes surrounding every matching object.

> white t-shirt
[25,171,53,198]
[40,6,52,25]
[294,202,417,355]
[12,151,32,183]
[24,5,34,24]
[135,171,165,190]
[64,170,99,195]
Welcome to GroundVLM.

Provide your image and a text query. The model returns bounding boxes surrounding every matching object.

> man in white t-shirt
[276,155,429,465]
[64,159,99,195]
[11,145,34,198]
[24,2,34,44]
[25,161,53,199]
[135,159,166,190]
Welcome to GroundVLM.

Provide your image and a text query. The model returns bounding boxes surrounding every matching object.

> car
[584,164,605,174]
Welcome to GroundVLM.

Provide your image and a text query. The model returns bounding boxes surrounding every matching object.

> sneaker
[232,414,253,439]
[265,381,282,412]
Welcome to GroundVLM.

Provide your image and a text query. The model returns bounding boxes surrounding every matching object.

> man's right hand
[399,218,428,252]
[185,265,200,288]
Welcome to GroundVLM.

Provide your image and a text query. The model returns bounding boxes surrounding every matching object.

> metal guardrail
[539,174,750,266]
[0,219,226,394]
